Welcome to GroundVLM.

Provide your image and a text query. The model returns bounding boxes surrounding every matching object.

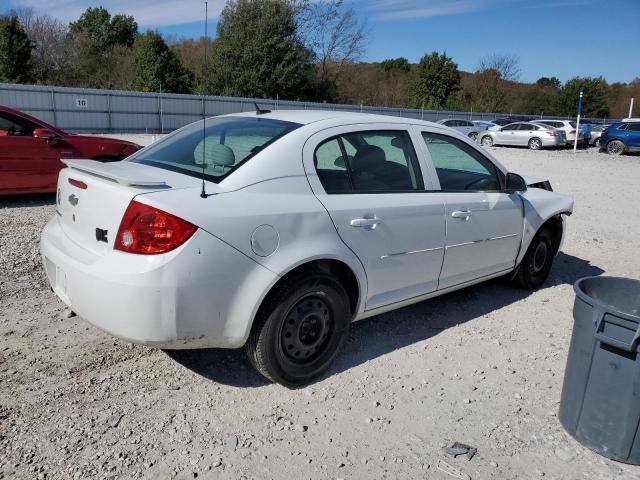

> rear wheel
[481,135,493,147]
[246,272,351,387]
[468,131,478,141]
[528,137,542,150]
[514,228,556,290]
[606,140,625,155]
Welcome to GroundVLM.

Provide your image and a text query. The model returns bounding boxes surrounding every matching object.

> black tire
[606,139,625,155]
[468,131,478,141]
[480,135,493,147]
[514,228,556,290]
[593,138,601,148]
[246,271,351,387]
[528,137,542,150]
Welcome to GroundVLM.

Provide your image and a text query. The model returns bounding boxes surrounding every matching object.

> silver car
[479,122,567,150]
[437,119,485,140]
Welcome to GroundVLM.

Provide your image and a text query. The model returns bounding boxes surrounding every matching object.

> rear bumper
[541,137,567,147]
[40,216,277,349]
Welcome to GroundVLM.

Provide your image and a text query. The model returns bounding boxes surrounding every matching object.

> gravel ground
[1,143,639,480]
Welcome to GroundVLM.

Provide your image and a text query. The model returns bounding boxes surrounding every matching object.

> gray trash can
[559,276,640,464]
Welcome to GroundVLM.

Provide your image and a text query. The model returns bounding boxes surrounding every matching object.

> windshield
[129,116,301,183]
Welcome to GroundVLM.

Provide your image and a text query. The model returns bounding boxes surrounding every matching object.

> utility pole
[573,89,583,153]
[629,98,635,118]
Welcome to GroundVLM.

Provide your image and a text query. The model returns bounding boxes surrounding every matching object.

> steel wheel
[481,135,493,147]
[514,228,556,290]
[528,137,542,150]
[606,140,625,155]
[280,296,333,363]
[246,271,351,387]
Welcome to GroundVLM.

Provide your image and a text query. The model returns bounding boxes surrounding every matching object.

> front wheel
[528,137,542,150]
[246,272,351,387]
[606,140,625,155]
[514,228,556,290]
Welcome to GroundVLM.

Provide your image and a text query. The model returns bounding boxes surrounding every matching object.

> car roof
[228,109,441,128]
[0,104,65,135]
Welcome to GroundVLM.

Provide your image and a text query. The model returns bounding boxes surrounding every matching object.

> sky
[2,0,639,84]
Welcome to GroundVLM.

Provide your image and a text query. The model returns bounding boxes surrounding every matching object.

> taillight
[68,178,87,189]
[569,130,576,134]
[115,201,197,254]
[547,131,557,136]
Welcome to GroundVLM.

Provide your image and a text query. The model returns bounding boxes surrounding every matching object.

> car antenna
[200,1,209,199]
[253,101,271,115]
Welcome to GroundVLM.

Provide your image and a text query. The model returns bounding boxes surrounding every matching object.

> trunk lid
[56,159,216,256]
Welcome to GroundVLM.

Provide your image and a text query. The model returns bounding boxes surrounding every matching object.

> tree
[556,76,609,118]
[133,31,192,93]
[0,15,32,83]
[412,52,460,109]
[208,0,315,99]
[294,0,368,95]
[536,76,561,89]
[478,54,521,82]
[171,37,215,94]
[381,57,410,76]
[69,7,137,48]
[11,8,75,85]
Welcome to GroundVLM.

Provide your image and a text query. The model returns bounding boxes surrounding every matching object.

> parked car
[531,119,587,146]
[479,122,567,150]
[436,118,485,140]
[0,105,141,195]
[588,124,610,147]
[41,111,573,386]
[473,120,501,131]
[599,121,640,154]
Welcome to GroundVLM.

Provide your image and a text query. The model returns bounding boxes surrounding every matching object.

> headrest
[194,142,235,167]
[352,145,386,173]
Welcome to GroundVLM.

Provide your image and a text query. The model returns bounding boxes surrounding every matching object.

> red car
[0,105,141,195]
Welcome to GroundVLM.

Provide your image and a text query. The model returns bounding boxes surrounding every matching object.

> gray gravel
[1,145,639,479]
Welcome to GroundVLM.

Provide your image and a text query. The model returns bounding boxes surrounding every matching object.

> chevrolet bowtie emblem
[68,194,79,206]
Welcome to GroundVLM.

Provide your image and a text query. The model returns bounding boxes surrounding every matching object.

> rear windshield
[128,116,301,183]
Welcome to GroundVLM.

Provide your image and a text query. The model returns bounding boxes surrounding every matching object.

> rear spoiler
[62,159,167,187]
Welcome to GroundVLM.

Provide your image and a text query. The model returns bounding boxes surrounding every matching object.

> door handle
[350,217,382,228]
[451,209,472,220]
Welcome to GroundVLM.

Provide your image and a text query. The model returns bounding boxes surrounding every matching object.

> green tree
[412,52,460,109]
[207,0,315,99]
[381,57,410,76]
[0,15,32,83]
[70,7,137,47]
[557,77,609,118]
[535,76,561,89]
[133,31,192,93]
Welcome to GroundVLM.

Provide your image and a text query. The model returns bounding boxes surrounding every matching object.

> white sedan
[41,111,574,386]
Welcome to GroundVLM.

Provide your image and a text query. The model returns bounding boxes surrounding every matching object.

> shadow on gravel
[165,348,270,388]
[330,252,604,378]
[165,252,603,388]
[0,193,56,208]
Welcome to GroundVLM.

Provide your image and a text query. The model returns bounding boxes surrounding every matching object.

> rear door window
[314,130,424,193]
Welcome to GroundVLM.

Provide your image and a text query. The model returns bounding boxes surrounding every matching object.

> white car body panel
[40,111,574,349]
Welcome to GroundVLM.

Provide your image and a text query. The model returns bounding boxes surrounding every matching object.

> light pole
[573,89,583,153]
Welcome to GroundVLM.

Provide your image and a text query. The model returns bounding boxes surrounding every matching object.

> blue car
[600,122,640,155]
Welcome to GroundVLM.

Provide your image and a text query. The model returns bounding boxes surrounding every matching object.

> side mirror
[33,128,58,143]
[505,172,527,193]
